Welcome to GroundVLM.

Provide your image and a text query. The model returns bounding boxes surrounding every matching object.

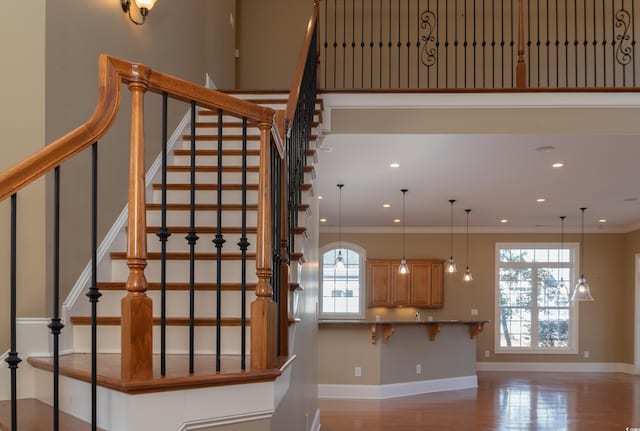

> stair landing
[28,353,284,394]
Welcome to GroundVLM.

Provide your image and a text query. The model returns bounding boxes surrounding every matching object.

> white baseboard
[477,361,637,374]
[310,408,321,431]
[318,375,478,400]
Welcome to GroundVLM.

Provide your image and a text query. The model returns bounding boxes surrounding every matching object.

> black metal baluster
[603,0,607,86]
[437,0,441,87]
[370,0,374,87]
[156,92,170,378]
[455,0,459,87]
[473,0,477,87]
[406,0,410,87]
[398,0,402,88]
[584,0,588,86]
[388,0,392,87]
[213,109,225,373]
[537,0,541,86]
[187,102,199,374]
[334,0,338,88]
[238,117,249,371]
[86,143,101,431]
[324,0,329,87]
[566,0,570,86]
[510,0,514,87]
[482,0,486,87]
[352,0,356,88]
[546,0,550,86]
[379,0,383,88]
[592,0,597,86]
[633,0,636,87]
[361,0,365,88]
[465,0,469,86]
[622,0,627,86]
[445,0,449,87]
[270,145,281,356]
[343,0,347,87]
[500,0,504,87]
[49,167,64,431]
[575,0,579,86]
[6,193,21,431]
[556,0,560,87]
[528,0,532,85]
[491,0,496,88]
[417,0,421,88]
[612,0,616,87]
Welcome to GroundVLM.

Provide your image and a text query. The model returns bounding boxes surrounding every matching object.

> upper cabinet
[367,259,445,308]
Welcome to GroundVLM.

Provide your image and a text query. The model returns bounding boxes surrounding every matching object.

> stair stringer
[60,108,191,354]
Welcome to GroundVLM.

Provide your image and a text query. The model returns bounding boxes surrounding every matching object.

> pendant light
[399,189,409,274]
[558,216,567,293]
[463,209,473,282]
[571,207,594,301]
[447,199,457,273]
[335,184,345,270]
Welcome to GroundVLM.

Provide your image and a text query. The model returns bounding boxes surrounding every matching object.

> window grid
[496,243,578,353]
[320,245,365,318]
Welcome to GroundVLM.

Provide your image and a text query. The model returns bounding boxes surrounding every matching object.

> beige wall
[320,231,632,364]
[236,0,314,89]
[0,0,47,352]
[44,0,236,315]
[625,229,640,364]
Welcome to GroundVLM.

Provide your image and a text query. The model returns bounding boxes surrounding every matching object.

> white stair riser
[111,259,258,283]
[165,170,260,184]
[147,209,258,229]
[180,139,261,152]
[146,232,258,253]
[73,325,251,355]
[190,126,319,136]
[152,189,259,205]
[172,154,260,166]
[95,290,256,318]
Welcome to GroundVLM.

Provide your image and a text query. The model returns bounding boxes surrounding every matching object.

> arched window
[320,242,366,318]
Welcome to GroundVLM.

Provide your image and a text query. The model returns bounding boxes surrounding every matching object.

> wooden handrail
[0,54,275,202]
[283,0,320,138]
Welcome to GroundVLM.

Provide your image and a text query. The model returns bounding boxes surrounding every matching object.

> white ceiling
[315,132,640,232]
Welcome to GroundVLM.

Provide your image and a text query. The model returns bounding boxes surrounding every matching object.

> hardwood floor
[319,372,640,430]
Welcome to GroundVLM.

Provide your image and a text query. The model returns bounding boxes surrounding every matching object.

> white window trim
[319,241,367,319]
[494,242,580,355]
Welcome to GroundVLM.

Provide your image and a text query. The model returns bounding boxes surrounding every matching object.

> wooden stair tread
[146,203,259,211]
[181,135,261,141]
[110,251,257,260]
[71,316,253,326]
[27,354,286,395]
[147,226,257,234]
[96,281,298,292]
[195,121,319,128]
[173,149,260,156]
[0,398,103,431]
[166,166,259,173]
[151,184,259,191]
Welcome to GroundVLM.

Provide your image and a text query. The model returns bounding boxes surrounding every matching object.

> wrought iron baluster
[556,0,560,87]
[603,0,607,86]
[238,117,249,371]
[445,0,449,87]
[362,0,365,88]
[455,0,459,88]
[186,102,199,374]
[343,0,347,87]
[353,0,356,88]
[566,0,570,86]
[510,0,515,87]
[500,0,504,86]
[592,0,597,86]
[465,0,469,87]
[7,193,21,431]
[157,92,171,377]
[379,0,383,88]
[388,0,392,87]
[324,0,329,87]
[370,0,374,87]
[528,0,532,86]
[492,0,496,88]
[49,167,64,431]
[473,0,477,87]
[584,0,588,86]
[213,109,226,373]
[397,0,402,88]
[86,143,101,431]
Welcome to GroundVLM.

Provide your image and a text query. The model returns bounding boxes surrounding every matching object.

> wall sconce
[121,0,157,25]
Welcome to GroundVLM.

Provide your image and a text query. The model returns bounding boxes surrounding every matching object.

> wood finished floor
[319,372,640,431]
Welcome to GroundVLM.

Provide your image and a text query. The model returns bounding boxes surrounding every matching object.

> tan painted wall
[624,229,640,364]
[320,231,631,364]
[271,192,320,430]
[236,0,314,89]
[44,0,236,315]
[0,0,47,353]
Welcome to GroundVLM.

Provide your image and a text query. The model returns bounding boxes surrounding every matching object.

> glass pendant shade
[136,0,157,11]
[571,276,594,301]
[335,250,345,270]
[447,199,457,273]
[572,208,594,302]
[464,267,473,281]
[399,257,409,274]
[447,257,457,273]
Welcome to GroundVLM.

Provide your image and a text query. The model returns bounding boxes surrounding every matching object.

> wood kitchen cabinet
[367,259,445,308]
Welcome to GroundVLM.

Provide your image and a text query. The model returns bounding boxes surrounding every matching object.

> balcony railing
[320,0,640,89]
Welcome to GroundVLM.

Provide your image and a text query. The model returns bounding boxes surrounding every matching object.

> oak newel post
[251,120,278,370]
[121,66,153,380]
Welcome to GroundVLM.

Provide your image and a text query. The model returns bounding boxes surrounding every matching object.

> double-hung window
[495,243,578,353]
[320,243,365,318]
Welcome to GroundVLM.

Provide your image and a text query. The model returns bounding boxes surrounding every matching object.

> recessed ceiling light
[552,162,564,168]
[599,219,607,223]
[536,198,545,202]
[536,145,556,152]
[383,204,391,208]
[624,197,638,202]
[393,219,401,223]
[318,196,323,200]
[500,219,509,223]
[389,162,400,168]
[320,218,327,222]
